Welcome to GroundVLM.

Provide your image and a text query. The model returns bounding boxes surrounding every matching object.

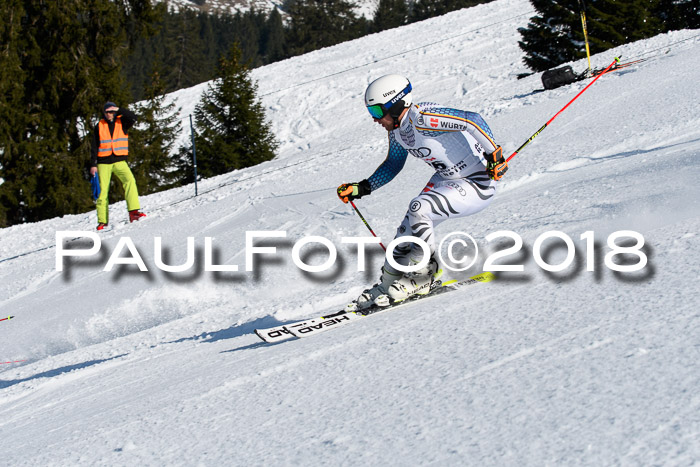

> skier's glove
[485,146,508,181]
[337,180,371,204]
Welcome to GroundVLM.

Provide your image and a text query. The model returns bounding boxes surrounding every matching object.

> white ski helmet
[364,74,412,122]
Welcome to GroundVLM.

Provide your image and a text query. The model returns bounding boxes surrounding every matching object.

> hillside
[1,0,699,464]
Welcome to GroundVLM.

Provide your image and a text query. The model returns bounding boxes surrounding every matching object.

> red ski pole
[506,57,620,163]
[350,201,386,251]
[0,315,14,322]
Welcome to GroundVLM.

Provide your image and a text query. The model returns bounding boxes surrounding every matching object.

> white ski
[254,272,495,343]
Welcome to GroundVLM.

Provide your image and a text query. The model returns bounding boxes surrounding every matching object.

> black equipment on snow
[542,66,578,90]
[508,57,620,165]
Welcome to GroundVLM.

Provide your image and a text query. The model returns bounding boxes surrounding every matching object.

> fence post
[189,114,198,196]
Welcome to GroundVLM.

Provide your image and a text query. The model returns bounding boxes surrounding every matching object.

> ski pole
[350,201,386,251]
[1,360,26,365]
[0,315,14,322]
[578,0,592,73]
[506,57,620,163]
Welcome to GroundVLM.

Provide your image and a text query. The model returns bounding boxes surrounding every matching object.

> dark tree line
[0,2,278,227]
[518,0,699,72]
[0,0,513,227]
[124,0,498,100]
[5,0,691,227]
[123,7,287,100]
[0,0,161,227]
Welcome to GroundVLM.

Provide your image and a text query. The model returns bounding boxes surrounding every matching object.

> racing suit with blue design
[367,102,499,265]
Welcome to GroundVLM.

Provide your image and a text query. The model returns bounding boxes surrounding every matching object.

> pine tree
[262,8,287,63]
[285,0,364,56]
[659,0,699,30]
[165,10,209,91]
[372,0,409,32]
[130,62,183,194]
[517,0,583,72]
[0,0,27,227]
[410,0,485,21]
[185,43,278,180]
[236,10,265,67]
[585,0,664,50]
[123,6,168,101]
[197,11,218,84]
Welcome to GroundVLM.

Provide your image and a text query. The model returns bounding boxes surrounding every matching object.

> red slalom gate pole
[350,201,387,251]
[506,57,620,163]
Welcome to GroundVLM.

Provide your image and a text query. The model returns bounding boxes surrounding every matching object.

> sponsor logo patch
[440,121,467,130]
[446,182,467,197]
[407,147,431,159]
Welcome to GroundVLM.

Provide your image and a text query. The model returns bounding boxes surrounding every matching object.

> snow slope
[1,0,699,464]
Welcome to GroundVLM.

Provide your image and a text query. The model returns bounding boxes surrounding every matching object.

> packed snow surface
[1,0,699,464]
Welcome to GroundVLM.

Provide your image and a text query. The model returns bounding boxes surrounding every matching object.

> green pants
[96,161,140,224]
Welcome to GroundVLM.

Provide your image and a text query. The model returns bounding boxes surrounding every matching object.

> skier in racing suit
[338,74,505,310]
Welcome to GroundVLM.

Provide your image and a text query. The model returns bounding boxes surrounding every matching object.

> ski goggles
[366,83,412,119]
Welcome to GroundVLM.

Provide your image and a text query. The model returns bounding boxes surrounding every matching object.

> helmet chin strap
[389,100,406,129]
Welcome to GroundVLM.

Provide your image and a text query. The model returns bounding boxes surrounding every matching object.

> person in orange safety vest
[90,101,146,230]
